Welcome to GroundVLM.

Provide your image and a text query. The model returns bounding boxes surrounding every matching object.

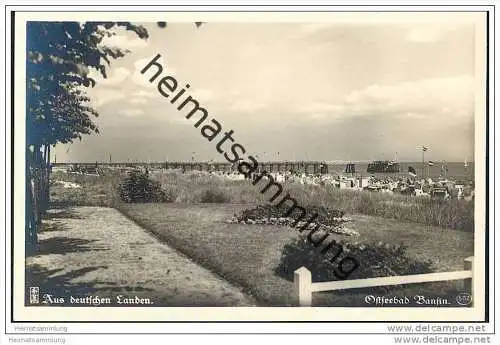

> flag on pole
[422,146,428,152]
[408,166,417,177]
[428,161,434,166]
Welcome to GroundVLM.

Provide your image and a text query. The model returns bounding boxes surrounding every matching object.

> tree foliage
[25,21,202,253]
[26,21,149,146]
[25,21,150,253]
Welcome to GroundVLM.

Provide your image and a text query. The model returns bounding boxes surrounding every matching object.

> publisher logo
[29,287,40,304]
[456,293,472,306]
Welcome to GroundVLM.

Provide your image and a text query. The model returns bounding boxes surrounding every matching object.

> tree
[25,21,149,254]
[25,21,202,254]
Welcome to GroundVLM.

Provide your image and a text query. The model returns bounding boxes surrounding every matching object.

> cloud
[344,75,474,115]
[101,33,149,51]
[92,89,127,107]
[87,60,170,109]
[300,102,343,114]
[89,67,130,86]
[227,98,268,113]
[291,23,339,39]
[128,98,148,105]
[300,75,474,122]
[120,108,145,117]
[131,56,175,88]
[132,90,157,98]
[190,88,215,102]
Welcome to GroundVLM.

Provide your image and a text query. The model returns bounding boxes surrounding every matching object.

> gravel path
[26,206,256,307]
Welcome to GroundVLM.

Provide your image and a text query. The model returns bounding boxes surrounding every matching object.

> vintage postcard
[7,8,492,326]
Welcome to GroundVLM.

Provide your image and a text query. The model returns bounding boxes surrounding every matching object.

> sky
[51,19,477,163]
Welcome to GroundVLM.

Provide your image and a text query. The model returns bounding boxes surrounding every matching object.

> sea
[327,162,474,182]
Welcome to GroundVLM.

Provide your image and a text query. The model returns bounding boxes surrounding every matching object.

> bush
[199,188,231,203]
[118,170,172,203]
[275,238,433,292]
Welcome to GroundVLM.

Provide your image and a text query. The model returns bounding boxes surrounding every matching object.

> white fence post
[294,258,474,307]
[294,267,312,307]
[463,256,474,297]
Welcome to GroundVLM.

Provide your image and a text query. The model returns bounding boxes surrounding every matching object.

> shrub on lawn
[118,170,172,203]
[199,188,231,203]
[275,237,434,292]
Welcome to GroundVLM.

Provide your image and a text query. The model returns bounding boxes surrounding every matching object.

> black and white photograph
[5,7,493,328]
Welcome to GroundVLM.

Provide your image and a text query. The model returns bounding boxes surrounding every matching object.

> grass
[50,169,474,231]
[284,184,474,231]
[151,170,474,231]
[50,170,122,207]
[47,170,475,306]
[29,207,255,307]
[118,203,296,305]
[117,203,474,307]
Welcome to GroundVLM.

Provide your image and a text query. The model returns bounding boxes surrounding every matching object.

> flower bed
[226,204,359,236]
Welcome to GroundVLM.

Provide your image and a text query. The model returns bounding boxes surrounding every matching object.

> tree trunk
[26,144,53,255]
[25,146,39,255]
[46,145,51,207]
[39,145,46,214]
[39,144,50,213]
[34,146,43,228]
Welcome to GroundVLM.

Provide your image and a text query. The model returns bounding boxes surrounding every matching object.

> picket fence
[294,256,474,306]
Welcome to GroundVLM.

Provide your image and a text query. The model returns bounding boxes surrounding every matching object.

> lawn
[49,170,474,231]
[118,203,474,307]
[27,206,255,307]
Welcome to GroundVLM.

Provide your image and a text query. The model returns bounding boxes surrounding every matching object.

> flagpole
[422,147,424,179]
